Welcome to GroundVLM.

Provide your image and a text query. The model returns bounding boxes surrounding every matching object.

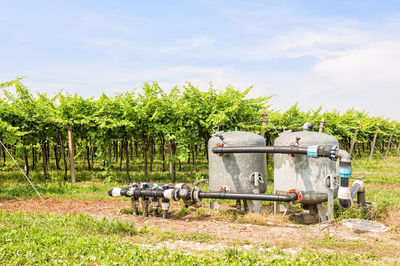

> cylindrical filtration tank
[208,131,267,194]
[273,130,339,219]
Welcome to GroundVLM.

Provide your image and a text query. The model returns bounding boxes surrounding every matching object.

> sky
[1,0,400,120]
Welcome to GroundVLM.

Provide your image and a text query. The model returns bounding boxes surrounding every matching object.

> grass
[1,155,400,264]
[0,156,211,201]
[0,211,380,265]
[0,181,119,200]
[0,156,210,183]
[352,156,400,184]
[2,155,400,224]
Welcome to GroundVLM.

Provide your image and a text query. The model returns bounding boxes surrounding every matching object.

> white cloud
[224,22,370,61]
[231,21,400,120]
[313,41,400,92]
[21,65,244,97]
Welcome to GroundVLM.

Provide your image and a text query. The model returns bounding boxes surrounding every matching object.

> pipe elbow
[352,180,365,193]
[336,149,351,163]
[302,121,314,130]
[339,199,352,209]
[338,186,352,209]
[338,182,353,209]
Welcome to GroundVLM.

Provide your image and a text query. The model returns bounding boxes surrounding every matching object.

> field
[1,155,400,265]
[1,80,400,264]
[2,1,400,264]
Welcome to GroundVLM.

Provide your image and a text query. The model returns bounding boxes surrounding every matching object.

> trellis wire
[0,139,44,202]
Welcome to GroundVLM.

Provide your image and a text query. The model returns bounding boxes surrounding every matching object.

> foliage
[0,78,399,183]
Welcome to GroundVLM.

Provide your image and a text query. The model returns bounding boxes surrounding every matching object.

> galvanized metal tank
[208,131,267,194]
[273,130,339,204]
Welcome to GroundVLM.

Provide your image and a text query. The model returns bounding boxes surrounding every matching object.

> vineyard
[0,78,399,184]
[1,78,400,264]
[3,0,400,263]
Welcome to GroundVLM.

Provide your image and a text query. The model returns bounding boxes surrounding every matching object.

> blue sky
[1,1,400,119]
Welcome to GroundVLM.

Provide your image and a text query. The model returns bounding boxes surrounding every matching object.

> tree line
[0,78,398,183]
[0,79,268,182]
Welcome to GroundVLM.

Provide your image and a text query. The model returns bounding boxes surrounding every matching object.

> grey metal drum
[208,131,267,194]
[274,130,339,204]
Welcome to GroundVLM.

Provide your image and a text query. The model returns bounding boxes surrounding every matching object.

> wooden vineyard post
[167,139,176,182]
[397,142,400,156]
[260,110,268,137]
[58,128,68,182]
[369,123,380,161]
[385,124,396,157]
[24,147,29,176]
[67,126,76,183]
[125,140,131,183]
[260,110,269,165]
[349,120,361,157]
[319,118,325,133]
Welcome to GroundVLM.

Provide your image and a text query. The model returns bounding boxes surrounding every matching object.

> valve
[249,172,264,187]
[212,131,225,145]
[330,145,338,161]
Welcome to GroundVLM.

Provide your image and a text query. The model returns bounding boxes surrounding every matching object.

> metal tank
[208,131,266,212]
[273,130,339,220]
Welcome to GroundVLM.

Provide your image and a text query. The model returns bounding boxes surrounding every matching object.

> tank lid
[274,130,338,146]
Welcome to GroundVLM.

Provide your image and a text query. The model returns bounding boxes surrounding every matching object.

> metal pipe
[110,183,301,203]
[198,191,298,202]
[300,192,328,204]
[351,183,362,199]
[109,184,301,217]
[351,180,366,207]
[212,145,335,159]
[357,191,367,207]
[212,146,308,154]
[135,189,164,198]
[108,185,175,198]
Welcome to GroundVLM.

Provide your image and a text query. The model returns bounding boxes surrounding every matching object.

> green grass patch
[1,156,400,225]
[0,211,379,265]
[0,181,120,200]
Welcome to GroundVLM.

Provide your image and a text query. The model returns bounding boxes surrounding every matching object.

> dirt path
[1,197,398,255]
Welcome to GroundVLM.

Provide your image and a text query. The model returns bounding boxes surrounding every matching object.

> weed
[238,212,266,225]
[192,207,209,219]
[119,208,134,214]
[173,206,190,218]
